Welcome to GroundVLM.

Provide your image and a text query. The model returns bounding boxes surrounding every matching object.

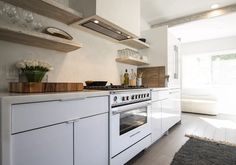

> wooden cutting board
[137,66,166,87]
[9,82,84,93]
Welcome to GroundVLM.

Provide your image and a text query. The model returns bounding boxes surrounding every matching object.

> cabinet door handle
[59,97,86,102]
[174,45,179,79]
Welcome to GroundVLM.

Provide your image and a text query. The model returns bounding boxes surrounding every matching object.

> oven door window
[120,108,147,135]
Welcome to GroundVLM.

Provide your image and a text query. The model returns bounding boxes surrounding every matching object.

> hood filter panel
[81,19,131,41]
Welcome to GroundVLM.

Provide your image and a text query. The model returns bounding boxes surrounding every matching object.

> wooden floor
[127,112,236,165]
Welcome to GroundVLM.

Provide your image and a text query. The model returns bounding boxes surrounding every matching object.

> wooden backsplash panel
[137,66,166,87]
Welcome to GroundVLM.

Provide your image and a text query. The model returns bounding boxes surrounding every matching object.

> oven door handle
[112,101,151,115]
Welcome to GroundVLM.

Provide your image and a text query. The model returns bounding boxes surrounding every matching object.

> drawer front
[151,90,169,101]
[12,96,108,134]
[12,123,73,165]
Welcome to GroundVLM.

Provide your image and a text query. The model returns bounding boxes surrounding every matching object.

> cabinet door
[161,98,174,133]
[162,91,181,133]
[169,90,181,124]
[12,123,73,165]
[74,113,108,165]
[151,101,162,143]
[167,32,181,88]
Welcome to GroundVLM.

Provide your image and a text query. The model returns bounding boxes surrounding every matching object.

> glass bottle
[123,69,129,86]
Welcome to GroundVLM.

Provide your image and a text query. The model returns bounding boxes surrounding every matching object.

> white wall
[0,9,136,91]
[180,36,236,55]
[140,17,150,32]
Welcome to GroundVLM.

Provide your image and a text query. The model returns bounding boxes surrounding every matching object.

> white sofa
[181,88,218,115]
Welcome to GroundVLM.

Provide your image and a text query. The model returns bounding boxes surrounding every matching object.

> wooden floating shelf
[120,39,150,49]
[116,57,149,66]
[2,0,83,24]
[0,25,82,52]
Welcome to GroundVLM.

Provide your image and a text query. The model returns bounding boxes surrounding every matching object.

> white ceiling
[141,0,236,25]
[169,12,236,43]
[141,0,236,43]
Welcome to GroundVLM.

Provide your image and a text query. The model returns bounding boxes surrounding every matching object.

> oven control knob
[126,96,129,100]
[147,93,150,97]
[138,94,141,98]
[144,94,146,98]
[131,95,135,100]
[113,96,117,102]
[122,96,125,101]
[135,95,138,99]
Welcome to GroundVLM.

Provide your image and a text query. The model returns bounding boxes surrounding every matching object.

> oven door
[110,101,151,157]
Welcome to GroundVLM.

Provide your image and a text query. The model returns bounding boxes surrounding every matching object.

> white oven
[109,90,152,164]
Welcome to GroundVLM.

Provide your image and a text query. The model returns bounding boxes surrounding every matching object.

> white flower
[16,59,53,71]
[16,62,26,69]
[48,66,54,71]
[32,60,38,67]
[24,59,34,67]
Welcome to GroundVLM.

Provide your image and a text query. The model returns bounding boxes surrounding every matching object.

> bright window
[182,52,236,88]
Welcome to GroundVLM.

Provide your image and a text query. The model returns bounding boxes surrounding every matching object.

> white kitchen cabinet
[10,95,109,165]
[161,89,181,134]
[74,113,108,165]
[169,89,181,123]
[161,98,174,133]
[12,123,74,165]
[11,96,108,134]
[151,89,181,143]
[151,100,162,143]
[140,26,181,88]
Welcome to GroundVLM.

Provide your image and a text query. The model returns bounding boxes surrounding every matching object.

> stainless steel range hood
[80,18,133,41]
[69,0,140,41]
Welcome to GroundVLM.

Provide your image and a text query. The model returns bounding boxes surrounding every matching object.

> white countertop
[0,90,110,104]
[0,87,181,104]
[151,87,180,91]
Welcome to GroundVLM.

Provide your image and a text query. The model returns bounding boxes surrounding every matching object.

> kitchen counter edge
[0,90,110,104]
[151,87,181,91]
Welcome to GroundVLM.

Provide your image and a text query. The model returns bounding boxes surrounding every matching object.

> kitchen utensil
[44,27,73,40]
[136,78,142,86]
[137,72,143,78]
[85,81,107,86]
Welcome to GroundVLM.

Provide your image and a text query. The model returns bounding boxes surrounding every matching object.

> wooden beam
[151,4,236,28]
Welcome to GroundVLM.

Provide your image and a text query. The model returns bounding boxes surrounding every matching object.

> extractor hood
[69,0,140,41]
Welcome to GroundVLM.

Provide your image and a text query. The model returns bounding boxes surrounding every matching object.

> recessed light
[116,31,121,34]
[211,4,219,9]
[127,36,131,39]
[94,20,99,24]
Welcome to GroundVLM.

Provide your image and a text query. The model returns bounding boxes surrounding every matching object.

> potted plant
[16,59,53,82]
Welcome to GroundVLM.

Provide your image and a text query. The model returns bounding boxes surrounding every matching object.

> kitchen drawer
[151,90,169,101]
[11,96,108,134]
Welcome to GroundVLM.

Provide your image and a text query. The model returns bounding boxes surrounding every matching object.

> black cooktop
[85,85,146,90]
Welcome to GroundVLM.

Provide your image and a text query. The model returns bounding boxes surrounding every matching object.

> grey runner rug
[171,137,236,165]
